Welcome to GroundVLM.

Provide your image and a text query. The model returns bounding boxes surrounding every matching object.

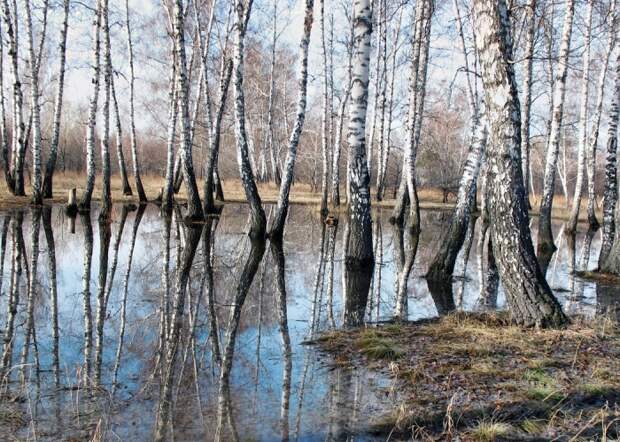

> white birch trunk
[79,0,102,210]
[268,0,315,240]
[567,0,593,232]
[43,0,69,199]
[473,0,567,327]
[537,0,575,253]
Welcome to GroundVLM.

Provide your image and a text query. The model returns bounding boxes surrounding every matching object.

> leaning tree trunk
[204,59,233,213]
[585,0,617,230]
[42,0,69,199]
[343,0,374,327]
[79,0,102,211]
[473,0,567,327]
[426,0,482,281]
[567,0,593,233]
[268,0,315,241]
[125,0,147,201]
[537,0,575,253]
[390,0,427,226]
[23,0,43,204]
[599,19,620,270]
[232,0,266,239]
[173,0,204,222]
[427,113,486,280]
[110,74,132,196]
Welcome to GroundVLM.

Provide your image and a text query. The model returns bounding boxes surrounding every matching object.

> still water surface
[0,203,616,440]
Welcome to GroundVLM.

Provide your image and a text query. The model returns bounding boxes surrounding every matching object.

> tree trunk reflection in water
[204,215,221,366]
[271,238,292,441]
[395,218,421,319]
[155,214,172,374]
[20,209,41,382]
[310,223,328,336]
[155,221,202,441]
[79,212,94,377]
[327,368,359,441]
[104,204,131,311]
[326,223,338,329]
[94,216,112,386]
[1,212,23,375]
[214,235,266,441]
[42,208,60,387]
[112,204,145,395]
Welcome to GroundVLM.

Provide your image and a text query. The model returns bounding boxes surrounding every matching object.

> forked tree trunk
[268,0,315,240]
[23,0,43,204]
[43,0,70,199]
[390,0,428,226]
[110,74,132,196]
[79,0,102,211]
[204,59,233,213]
[173,0,204,222]
[125,0,147,201]
[233,0,266,239]
[343,0,374,327]
[537,0,575,253]
[427,113,486,280]
[473,0,567,327]
[567,0,593,233]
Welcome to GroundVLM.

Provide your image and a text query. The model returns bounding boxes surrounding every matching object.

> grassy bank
[0,173,604,224]
[311,312,620,440]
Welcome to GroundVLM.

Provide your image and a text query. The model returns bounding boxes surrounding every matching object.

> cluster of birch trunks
[2,0,620,328]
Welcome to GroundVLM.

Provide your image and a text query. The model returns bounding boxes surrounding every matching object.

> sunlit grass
[469,420,513,441]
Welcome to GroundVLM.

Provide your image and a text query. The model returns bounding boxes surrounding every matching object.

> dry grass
[314,312,620,440]
[0,173,604,224]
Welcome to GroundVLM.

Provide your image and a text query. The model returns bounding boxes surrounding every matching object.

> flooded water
[0,203,617,440]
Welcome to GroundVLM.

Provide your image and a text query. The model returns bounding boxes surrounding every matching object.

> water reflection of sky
[0,203,616,441]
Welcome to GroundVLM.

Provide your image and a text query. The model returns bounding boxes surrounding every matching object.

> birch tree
[585,0,617,230]
[537,0,575,253]
[473,0,567,327]
[520,0,535,206]
[233,0,265,238]
[23,0,43,204]
[567,0,593,233]
[125,0,147,202]
[599,14,620,268]
[1,0,24,195]
[43,0,70,199]
[79,0,102,211]
[173,0,204,221]
[268,0,315,240]
[343,0,374,326]
[426,0,485,281]
[100,0,113,218]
